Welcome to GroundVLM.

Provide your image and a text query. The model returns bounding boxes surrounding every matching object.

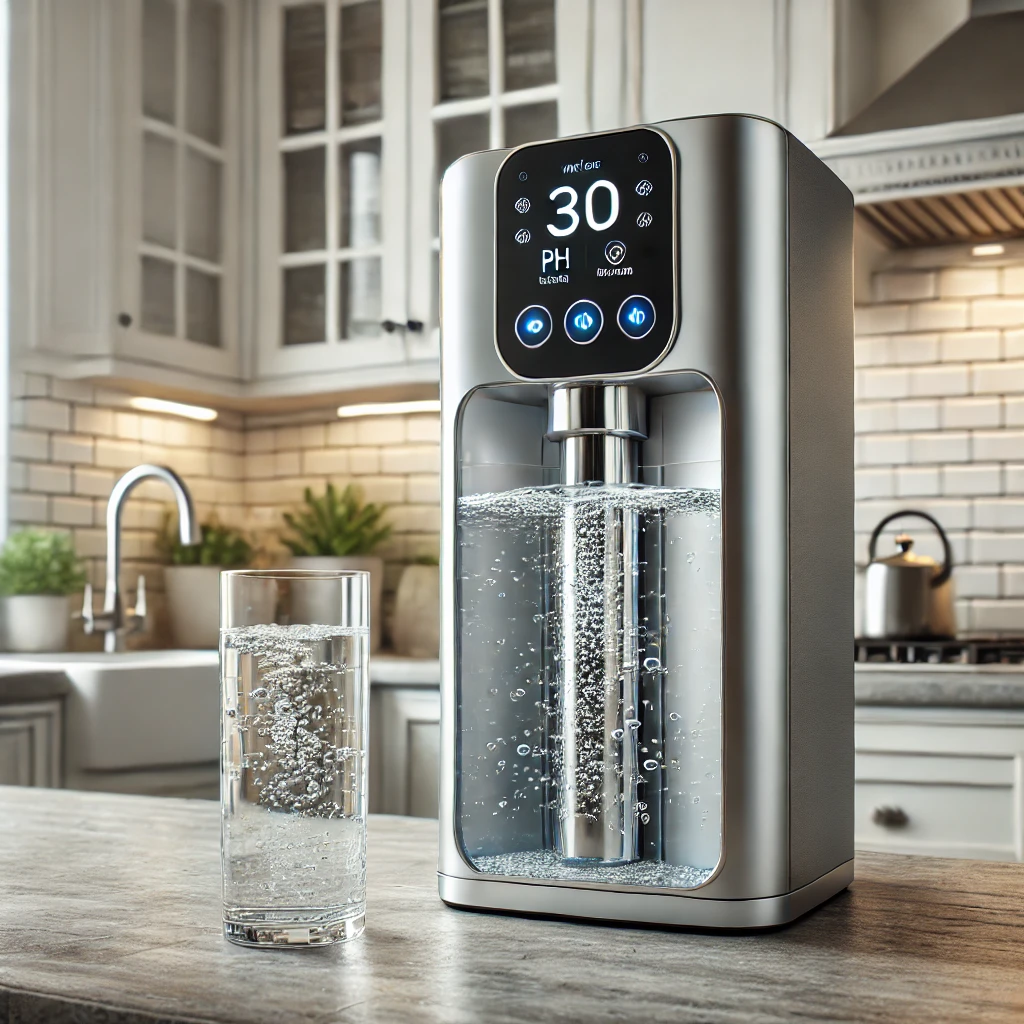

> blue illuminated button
[617,295,656,340]
[564,299,604,345]
[515,305,552,348]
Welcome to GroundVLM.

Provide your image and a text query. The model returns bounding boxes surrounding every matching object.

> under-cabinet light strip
[337,400,441,418]
[129,397,218,421]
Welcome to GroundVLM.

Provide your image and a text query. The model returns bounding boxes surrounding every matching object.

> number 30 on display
[546,180,619,237]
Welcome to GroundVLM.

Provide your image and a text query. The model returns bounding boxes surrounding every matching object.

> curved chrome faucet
[82,465,201,652]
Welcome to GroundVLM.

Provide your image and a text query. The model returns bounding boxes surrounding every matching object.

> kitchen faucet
[82,464,201,653]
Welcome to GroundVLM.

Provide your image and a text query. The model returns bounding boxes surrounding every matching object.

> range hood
[810,1,1024,248]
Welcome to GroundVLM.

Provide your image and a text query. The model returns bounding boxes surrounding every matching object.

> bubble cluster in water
[472,850,714,889]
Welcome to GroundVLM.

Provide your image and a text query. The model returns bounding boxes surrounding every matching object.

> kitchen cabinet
[0,700,63,788]
[856,706,1024,862]
[369,686,440,818]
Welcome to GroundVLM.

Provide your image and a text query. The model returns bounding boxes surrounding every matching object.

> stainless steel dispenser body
[438,115,854,928]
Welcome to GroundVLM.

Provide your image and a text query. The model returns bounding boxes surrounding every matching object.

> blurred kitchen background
[5,0,1024,861]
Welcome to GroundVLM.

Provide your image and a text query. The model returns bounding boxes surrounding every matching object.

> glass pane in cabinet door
[339,1,382,126]
[283,265,326,345]
[339,138,381,249]
[438,0,488,100]
[283,5,326,134]
[143,0,176,124]
[185,149,222,261]
[141,256,176,336]
[186,269,221,346]
[143,133,177,249]
[187,0,224,144]
[503,0,556,91]
[504,102,557,148]
[284,147,326,252]
[340,258,381,340]
[436,114,488,181]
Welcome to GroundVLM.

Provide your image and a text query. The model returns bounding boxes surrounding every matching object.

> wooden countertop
[1,786,1023,1023]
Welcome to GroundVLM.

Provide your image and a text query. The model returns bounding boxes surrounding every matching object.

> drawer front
[855,779,1015,860]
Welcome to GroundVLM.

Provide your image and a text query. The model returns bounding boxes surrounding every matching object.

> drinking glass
[220,569,370,947]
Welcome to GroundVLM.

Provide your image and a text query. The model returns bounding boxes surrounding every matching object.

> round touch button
[564,300,604,345]
[515,305,552,348]
[617,295,656,340]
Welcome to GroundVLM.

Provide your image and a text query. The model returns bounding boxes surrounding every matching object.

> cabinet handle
[381,319,425,334]
[872,805,909,828]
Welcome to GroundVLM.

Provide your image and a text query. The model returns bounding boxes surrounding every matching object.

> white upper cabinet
[254,0,414,386]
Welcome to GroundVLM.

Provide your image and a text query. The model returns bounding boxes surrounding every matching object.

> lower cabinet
[370,686,440,818]
[856,706,1024,862]
[0,701,63,788]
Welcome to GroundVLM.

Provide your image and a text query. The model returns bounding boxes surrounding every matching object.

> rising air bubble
[517,744,530,756]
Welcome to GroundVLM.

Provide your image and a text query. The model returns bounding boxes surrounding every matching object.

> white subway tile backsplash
[302,448,349,475]
[51,434,94,465]
[9,493,48,524]
[969,600,1024,633]
[942,396,1002,429]
[858,434,909,466]
[939,330,1000,363]
[1006,465,1024,493]
[359,476,406,504]
[938,267,1000,298]
[50,379,94,403]
[971,532,1024,562]
[909,301,968,332]
[22,398,70,432]
[955,565,1000,598]
[908,364,969,397]
[51,497,95,527]
[1003,267,1024,295]
[910,432,970,463]
[861,368,910,399]
[896,466,939,497]
[326,421,357,446]
[972,298,1024,328]
[407,415,442,443]
[73,467,115,498]
[854,337,890,368]
[891,333,939,365]
[274,451,301,477]
[855,304,910,335]
[895,400,940,431]
[973,430,1024,461]
[28,464,72,494]
[1005,397,1024,426]
[95,438,143,470]
[942,464,1001,495]
[1006,330,1024,359]
[245,428,275,454]
[8,461,26,490]
[1002,566,1024,596]
[407,473,441,504]
[855,402,897,433]
[9,429,48,460]
[381,446,440,475]
[73,406,114,436]
[349,447,381,474]
[356,416,404,446]
[973,360,1024,395]
[873,271,935,302]
[974,499,1024,529]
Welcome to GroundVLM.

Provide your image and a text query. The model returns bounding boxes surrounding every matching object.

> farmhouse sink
[0,650,219,772]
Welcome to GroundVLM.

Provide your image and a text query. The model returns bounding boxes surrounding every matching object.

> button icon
[564,299,604,345]
[515,305,552,348]
[515,229,531,244]
[617,295,656,340]
[636,212,653,228]
[638,152,649,163]
[635,179,653,196]
[518,171,528,181]
[515,197,531,213]
[604,240,626,265]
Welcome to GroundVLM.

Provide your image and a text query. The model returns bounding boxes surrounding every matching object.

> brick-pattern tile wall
[856,258,1024,635]
[7,375,441,649]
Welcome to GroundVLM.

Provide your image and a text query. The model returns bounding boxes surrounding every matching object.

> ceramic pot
[393,565,440,658]
[0,594,70,653]
[164,565,222,649]
[289,556,383,652]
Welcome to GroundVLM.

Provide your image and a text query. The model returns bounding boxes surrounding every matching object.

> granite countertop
[855,662,1024,708]
[2,787,1024,1022]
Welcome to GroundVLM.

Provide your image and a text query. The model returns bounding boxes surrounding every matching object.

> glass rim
[221,569,371,581]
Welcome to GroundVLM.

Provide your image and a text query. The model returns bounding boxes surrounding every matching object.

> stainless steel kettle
[864,510,956,639]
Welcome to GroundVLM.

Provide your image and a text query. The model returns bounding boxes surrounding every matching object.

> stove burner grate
[855,638,1024,665]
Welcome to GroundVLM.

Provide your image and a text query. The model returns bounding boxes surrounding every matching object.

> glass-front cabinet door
[408,0,560,342]
[256,0,409,381]
[119,0,242,380]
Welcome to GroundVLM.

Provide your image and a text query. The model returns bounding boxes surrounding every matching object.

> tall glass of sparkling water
[220,570,370,947]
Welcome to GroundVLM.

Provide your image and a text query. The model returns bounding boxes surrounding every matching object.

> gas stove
[855,638,1024,665]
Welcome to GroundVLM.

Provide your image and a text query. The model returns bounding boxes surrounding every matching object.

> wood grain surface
[1,785,1023,1023]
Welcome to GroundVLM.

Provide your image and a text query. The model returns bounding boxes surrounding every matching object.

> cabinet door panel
[186,0,225,144]
[371,687,440,816]
[0,726,32,787]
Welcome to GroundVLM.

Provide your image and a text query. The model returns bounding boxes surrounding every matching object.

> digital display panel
[495,127,677,379]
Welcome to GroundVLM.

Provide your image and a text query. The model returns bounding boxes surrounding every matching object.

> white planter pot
[289,556,383,652]
[0,595,71,653]
[164,565,223,649]
[393,565,440,658]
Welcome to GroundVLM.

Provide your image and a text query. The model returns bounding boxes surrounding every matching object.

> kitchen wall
[856,253,1024,634]
[7,374,440,648]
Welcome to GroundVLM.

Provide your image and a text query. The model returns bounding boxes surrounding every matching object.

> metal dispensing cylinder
[546,384,647,863]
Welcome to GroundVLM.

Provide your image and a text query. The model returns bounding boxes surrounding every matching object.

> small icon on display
[635,179,653,196]
[638,152,649,163]
[519,171,529,181]
[604,240,626,265]
[515,197,531,213]
[636,212,653,228]
[515,305,552,348]
[564,300,604,345]
[515,229,531,244]
[617,295,656,339]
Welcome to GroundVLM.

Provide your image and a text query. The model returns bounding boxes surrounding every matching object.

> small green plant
[0,529,87,596]
[281,483,391,557]
[158,514,253,567]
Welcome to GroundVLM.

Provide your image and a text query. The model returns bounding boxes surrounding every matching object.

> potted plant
[393,553,440,658]
[281,483,391,652]
[159,516,253,649]
[0,529,87,653]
